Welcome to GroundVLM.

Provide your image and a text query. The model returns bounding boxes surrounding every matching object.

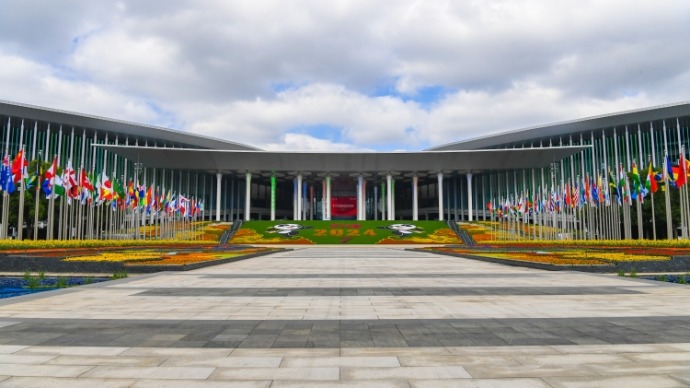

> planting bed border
[419,248,690,273]
[0,247,283,274]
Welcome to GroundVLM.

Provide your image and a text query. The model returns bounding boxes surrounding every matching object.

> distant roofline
[0,99,262,151]
[427,101,690,151]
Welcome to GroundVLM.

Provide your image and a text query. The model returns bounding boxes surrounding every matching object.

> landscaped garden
[0,222,279,275]
[417,221,690,273]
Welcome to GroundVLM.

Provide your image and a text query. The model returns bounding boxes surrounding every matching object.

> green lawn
[230,220,461,244]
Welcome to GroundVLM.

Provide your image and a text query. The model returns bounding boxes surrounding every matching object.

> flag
[113,178,125,201]
[0,155,16,194]
[178,194,188,215]
[52,174,65,197]
[138,185,146,207]
[42,156,57,196]
[63,159,79,199]
[646,158,657,194]
[665,153,676,188]
[11,149,28,183]
[80,168,94,192]
[631,161,642,197]
[618,164,629,204]
[99,171,113,201]
[145,186,152,212]
[677,151,687,189]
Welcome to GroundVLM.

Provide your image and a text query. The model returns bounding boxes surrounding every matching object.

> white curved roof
[0,100,261,151]
[428,101,690,151]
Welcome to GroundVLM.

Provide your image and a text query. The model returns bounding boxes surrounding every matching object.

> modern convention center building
[1,99,690,240]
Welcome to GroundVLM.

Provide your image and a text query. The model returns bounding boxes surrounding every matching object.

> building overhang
[97,145,589,175]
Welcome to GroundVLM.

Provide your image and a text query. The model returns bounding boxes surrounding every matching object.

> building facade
[1,100,689,240]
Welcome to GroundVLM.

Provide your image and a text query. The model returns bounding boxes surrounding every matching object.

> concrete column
[244,172,251,221]
[438,172,444,221]
[362,178,366,220]
[357,175,364,220]
[293,179,297,220]
[386,174,393,220]
[321,179,327,220]
[374,185,378,220]
[296,173,303,221]
[215,173,222,221]
[325,175,332,220]
[270,175,276,221]
[412,175,419,221]
[467,173,473,221]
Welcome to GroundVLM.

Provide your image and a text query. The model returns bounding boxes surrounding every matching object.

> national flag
[99,171,113,201]
[63,159,79,199]
[1,155,16,194]
[145,186,152,212]
[113,178,125,201]
[80,168,94,192]
[11,149,28,183]
[631,160,642,197]
[677,151,687,188]
[52,174,65,197]
[42,157,58,196]
[646,158,658,193]
[665,153,675,188]
[178,194,188,215]
[138,185,146,207]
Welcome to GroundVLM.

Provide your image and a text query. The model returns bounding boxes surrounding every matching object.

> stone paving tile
[671,374,690,385]
[0,377,136,388]
[46,355,167,367]
[120,347,232,357]
[463,364,597,379]
[0,363,94,377]
[282,356,401,367]
[209,366,340,381]
[131,380,272,388]
[398,354,519,366]
[624,351,690,362]
[161,356,282,368]
[585,361,690,376]
[271,381,411,388]
[513,353,632,365]
[0,345,28,354]
[230,348,340,357]
[544,375,688,388]
[16,345,128,356]
[82,365,215,380]
[342,365,472,380]
[409,378,553,388]
[0,353,57,364]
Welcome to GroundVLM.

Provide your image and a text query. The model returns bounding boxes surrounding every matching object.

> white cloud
[0,0,688,151]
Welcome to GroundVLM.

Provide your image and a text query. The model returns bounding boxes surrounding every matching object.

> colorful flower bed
[61,247,273,266]
[426,244,677,266]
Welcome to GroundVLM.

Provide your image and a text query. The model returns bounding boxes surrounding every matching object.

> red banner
[331,196,357,217]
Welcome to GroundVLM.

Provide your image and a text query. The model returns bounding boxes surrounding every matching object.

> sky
[0,1,689,151]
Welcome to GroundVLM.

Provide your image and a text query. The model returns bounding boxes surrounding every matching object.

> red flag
[11,149,27,183]
[80,169,94,192]
[677,153,687,188]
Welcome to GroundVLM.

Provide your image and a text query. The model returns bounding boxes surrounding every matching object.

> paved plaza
[1,247,690,386]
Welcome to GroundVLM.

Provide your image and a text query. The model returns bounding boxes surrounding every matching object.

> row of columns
[214,172,476,222]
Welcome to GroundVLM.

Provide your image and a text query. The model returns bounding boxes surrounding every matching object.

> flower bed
[0,246,279,273]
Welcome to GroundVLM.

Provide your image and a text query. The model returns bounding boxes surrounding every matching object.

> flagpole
[650,165,656,241]
[33,151,41,240]
[663,121,673,239]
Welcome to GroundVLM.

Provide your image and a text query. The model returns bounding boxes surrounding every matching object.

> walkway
[1,247,690,386]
